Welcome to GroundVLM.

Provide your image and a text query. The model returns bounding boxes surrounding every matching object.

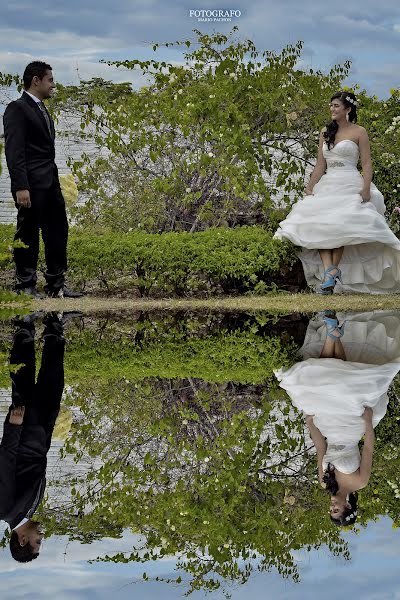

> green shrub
[68,226,298,295]
[0,224,300,296]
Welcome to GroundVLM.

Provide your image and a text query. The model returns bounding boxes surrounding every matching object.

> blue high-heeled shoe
[323,315,346,340]
[318,265,343,295]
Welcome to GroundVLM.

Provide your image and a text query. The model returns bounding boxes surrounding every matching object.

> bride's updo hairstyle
[323,463,359,526]
[323,91,358,150]
[322,462,339,494]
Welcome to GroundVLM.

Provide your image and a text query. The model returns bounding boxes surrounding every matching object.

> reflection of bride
[273,90,400,294]
[274,311,400,526]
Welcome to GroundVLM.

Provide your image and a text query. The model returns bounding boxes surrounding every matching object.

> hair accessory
[345,95,358,107]
[345,510,358,522]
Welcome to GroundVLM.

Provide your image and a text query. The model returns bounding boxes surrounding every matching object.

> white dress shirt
[25,91,42,104]
[13,517,29,531]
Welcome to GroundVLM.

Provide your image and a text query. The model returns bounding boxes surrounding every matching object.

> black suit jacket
[0,317,65,530]
[3,91,58,193]
[0,422,47,530]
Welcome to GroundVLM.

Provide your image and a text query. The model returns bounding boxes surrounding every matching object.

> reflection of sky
[0,517,399,599]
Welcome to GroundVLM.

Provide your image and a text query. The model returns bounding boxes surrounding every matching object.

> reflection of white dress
[273,140,400,293]
[274,312,400,473]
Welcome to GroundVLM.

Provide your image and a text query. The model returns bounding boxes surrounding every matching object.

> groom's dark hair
[9,531,39,563]
[23,61,52,89]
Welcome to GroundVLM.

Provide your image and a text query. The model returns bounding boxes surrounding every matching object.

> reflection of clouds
[0,529,142,566]
[0,528,180,600]
[265,517,400,600]
[356,516,400,559]
[0,515,399,600]
[0,570,186,600]
[0,518,399,600]
[0,569,142,600]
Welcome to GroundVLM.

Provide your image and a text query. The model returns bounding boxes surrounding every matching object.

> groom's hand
[9,406,25,425]
[16,189,31,208]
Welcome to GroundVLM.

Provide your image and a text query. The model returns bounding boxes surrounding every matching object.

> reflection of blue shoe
[319,265,342,294]
[323,315,346,340]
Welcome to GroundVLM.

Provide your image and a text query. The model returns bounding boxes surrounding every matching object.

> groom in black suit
[3,61,82,298]
[0,312,65,562]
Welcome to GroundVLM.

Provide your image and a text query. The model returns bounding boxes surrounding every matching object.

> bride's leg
[318,249,334,272]
[332,246,344,268]
[320,335,336,358]
[318,250,340,295]
[333,338,347,361]
[320,315,347,359]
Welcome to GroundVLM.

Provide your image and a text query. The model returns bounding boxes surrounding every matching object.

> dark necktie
[26,478,45,519]
[38,101,52,136]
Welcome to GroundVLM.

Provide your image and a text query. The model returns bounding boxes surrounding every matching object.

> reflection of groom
[3,61,82,298]
[0,313,65,562]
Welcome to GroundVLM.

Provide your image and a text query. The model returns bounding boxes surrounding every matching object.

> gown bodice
[322,443,361,474]
[323,139,359,169]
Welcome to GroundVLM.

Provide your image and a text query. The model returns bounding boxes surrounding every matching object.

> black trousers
[8,315,65,449]
[13,178,68,292]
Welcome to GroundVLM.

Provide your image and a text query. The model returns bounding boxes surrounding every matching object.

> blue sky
[0,1,399,98]
[0,517,400,599]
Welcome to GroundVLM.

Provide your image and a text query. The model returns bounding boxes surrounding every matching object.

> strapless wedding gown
[273,140,400,293]
[274,311,400,473]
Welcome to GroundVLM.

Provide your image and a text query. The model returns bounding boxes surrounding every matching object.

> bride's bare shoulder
[352,124,368,137]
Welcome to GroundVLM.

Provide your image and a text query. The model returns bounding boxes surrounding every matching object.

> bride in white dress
[273,91,400,294]
[274,310,400,525]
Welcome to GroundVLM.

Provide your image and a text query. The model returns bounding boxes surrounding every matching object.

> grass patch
[5,292,398,315]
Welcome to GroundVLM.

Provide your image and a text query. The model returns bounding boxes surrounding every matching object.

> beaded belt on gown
[328,161,346,168]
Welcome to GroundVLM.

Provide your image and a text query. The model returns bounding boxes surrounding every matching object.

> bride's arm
[304,130,327,195]
[358,407,375,488]
[358,127,373,202]
[306,415,327,484]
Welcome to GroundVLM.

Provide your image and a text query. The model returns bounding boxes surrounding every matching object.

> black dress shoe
[16,286,43,299]
[46,286,84,298]
[63,287,84,298]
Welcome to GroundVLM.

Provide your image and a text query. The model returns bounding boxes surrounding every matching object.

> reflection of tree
[37,375,349,593]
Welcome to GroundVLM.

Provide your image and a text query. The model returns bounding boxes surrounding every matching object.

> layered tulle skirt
[273,167,400,293]
[274,311,400,447]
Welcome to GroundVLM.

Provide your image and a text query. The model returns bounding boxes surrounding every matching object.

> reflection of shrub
[64,312,300,384]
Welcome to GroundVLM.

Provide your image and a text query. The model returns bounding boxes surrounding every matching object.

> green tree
[45,28,356,233]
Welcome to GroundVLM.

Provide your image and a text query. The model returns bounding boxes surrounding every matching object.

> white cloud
[0,0,399,98]
[322,15,388,34]
[0,27,124,55]
[0,50,151,90]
